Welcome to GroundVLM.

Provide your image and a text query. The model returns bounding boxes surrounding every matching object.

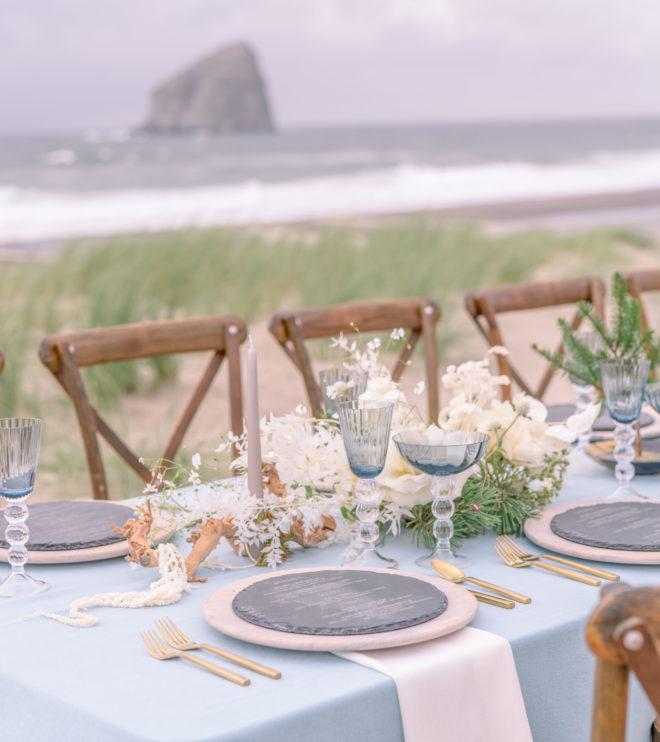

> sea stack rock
[144,42,274,133]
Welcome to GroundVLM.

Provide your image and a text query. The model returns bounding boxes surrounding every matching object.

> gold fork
[155,617,281,680]
[494,542,601,586]
[496,535,619,581]
[140,630,250,686]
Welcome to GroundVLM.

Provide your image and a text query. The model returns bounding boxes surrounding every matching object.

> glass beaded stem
[571,382,596,453]
[429,474,455,563]
[0,418,48,598]
[600,359,650,500]
[612,421,636,485]
[354,478,382,552]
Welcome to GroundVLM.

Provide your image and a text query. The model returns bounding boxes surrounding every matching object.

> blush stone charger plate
[203,566,478,652]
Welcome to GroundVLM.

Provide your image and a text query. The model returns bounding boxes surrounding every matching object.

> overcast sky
[1,0,659,132]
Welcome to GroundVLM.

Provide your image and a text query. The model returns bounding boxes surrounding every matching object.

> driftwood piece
[112,501,159,568]
[185,516,236,582]
[290,514,336,547]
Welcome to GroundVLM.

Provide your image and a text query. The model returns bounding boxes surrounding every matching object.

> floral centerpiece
[119,335,596,579]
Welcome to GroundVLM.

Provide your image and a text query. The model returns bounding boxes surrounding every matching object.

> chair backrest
[38,315,247,500]
[586,583,660,742]
[268,297,441,421]
[625,269,660,331]
[464,277,606,401]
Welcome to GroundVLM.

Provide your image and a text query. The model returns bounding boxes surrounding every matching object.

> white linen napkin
[335,626,533,742]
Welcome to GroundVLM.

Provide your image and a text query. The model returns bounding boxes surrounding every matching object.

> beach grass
[0,218,656,499]
[0,218,653,415]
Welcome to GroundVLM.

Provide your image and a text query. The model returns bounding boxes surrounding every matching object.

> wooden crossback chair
[587,583,660,742]
[464,277,606,401]
[38,316,247,500]
[625,269,660,331]
[268,298,442,422]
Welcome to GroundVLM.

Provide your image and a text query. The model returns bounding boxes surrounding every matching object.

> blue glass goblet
[600,359,650,500]
[0,418,48,598]
[338,400,396,568]
[320,366,368,417]
[393,430,489,570]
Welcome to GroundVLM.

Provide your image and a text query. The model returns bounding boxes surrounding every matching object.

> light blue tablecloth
[0,456,657,742]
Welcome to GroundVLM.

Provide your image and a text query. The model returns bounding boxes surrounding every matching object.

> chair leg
[591,659,629,742]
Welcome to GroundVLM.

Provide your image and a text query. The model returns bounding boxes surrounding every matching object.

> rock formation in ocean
[144,42,274,133]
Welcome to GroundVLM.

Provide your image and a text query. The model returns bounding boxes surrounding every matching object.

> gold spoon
[432,559,532,604]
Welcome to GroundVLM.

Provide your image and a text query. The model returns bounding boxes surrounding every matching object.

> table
[0,456,656,742]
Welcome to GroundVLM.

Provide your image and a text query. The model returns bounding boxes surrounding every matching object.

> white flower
[512,393,547,422]
[391,328,406,341]
[360,376,407,405]
[488,346,509,356]
[191,453,202,470]
[295,404,308,416]
[413,381,425,396]
[367,337,381,351]
[564,402,600,433]
[329,332,350,351]
[326,380,354,400]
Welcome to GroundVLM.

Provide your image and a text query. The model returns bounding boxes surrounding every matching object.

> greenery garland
[404,449,570,550]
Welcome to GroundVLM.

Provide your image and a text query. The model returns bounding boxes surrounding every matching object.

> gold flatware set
[494,535,620,581]
[432,535,620,609]
[140,617,282,684]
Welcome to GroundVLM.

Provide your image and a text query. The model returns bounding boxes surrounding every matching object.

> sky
[1,0,659,132]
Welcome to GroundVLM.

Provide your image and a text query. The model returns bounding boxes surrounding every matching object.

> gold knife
[469,590,515,609]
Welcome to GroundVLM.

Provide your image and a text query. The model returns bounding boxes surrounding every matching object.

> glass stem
[572,383,595,452]
[613,422,635,484]
[3,500,30,578]
[355,478,381,552]
[431,474,454,553]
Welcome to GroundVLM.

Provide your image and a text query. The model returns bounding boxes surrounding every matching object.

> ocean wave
[3,149,660,243]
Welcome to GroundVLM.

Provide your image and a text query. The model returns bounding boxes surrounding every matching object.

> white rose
[512,393,548,422]
[360,375,408,405]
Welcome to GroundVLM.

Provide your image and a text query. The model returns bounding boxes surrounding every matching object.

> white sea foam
[3,148,660,243]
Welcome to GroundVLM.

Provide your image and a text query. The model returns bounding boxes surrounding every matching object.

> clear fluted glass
[319,367,368,417]
[338,400,396,568]
[0,418,48,598]
[600,359,650,500]
[394,430,489,570]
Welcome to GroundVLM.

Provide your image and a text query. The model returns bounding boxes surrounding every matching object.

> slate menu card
[550,502,660,551]
[232,570,448,635]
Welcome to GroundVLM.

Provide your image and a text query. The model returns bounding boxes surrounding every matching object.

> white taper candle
[247,335,263,498]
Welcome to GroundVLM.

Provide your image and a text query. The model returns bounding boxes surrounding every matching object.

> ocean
[1,118,660,244]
